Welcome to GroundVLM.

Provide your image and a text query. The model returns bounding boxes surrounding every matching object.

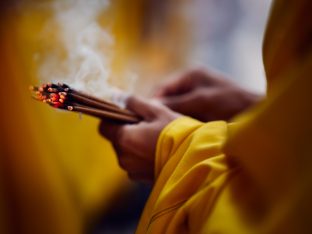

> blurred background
[0,0,271,233]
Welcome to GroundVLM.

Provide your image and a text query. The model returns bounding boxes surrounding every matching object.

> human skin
[155,68,262,121]
[99,68,261,183]
[99,97,180,184]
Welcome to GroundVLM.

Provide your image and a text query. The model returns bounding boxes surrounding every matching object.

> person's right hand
[99,96,180,184]
[154,68,262,122]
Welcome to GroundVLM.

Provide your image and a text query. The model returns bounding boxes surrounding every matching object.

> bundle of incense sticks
[30,83,140,123]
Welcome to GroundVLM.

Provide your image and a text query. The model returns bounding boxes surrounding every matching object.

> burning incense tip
[48,88,57,92]
[68,106,74,111]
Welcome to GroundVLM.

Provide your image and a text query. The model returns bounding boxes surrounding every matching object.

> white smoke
[37,0,133,104]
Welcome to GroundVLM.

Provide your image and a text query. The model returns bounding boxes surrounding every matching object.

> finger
[160,93,194,114]
[100,118,151,157]
[153,80,179,97]
[153,71,196,98]
[126,96,159,119]
[154,68,228,98]
[98,120,123,142]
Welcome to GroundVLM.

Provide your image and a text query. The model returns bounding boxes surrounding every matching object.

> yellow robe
[136,0,312,233]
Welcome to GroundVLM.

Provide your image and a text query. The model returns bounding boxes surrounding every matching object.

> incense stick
[71,90,119,108]
[30,83,141,123]
[68,105,139,123]
[68,93,136,117]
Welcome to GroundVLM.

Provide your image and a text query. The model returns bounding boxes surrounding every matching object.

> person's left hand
[99,96,180,184]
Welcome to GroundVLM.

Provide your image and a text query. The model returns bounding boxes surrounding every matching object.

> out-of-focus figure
[0,0,275,233]
[99,0,312,233]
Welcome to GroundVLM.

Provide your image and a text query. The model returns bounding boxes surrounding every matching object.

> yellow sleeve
[154,116,204,178]
[136,117,229,233]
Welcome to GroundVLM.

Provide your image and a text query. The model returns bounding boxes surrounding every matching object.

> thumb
[126,96,157,119]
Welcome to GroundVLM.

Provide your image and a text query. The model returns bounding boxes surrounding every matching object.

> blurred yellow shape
[0,3,130,234]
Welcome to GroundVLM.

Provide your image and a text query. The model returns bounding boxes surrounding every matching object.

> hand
[155,68,262,121]
[99,96,180,184]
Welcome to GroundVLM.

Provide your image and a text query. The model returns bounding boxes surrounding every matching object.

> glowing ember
[30,83,71,109]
